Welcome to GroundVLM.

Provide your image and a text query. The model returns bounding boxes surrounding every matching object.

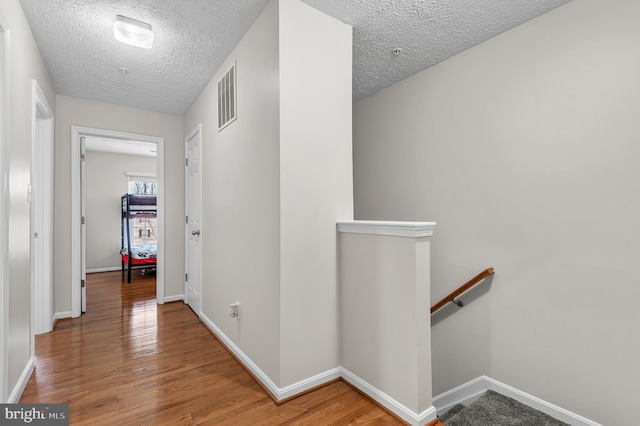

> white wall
[85,151,156,270]
[54,96,184,309]
[0,0,55,400]
[278,0,353,386]
[352,0,640,424]
[184,0,282,383]
[184,0,352,390]
[339,228,433,421]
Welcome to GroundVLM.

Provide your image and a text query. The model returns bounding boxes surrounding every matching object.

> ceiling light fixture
[114,15,154,49]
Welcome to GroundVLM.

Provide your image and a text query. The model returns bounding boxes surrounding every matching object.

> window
[128,174,157,195]
[126,172,157,245]
[132,216,157,245]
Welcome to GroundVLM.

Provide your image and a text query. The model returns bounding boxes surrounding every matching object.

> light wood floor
[20,270,405,425]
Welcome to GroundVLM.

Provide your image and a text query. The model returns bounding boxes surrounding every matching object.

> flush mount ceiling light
[114,15,154,49]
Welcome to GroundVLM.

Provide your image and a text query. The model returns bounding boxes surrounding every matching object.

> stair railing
[431,267,495,315]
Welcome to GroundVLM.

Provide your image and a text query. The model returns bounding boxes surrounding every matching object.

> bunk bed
[121,194,157,283]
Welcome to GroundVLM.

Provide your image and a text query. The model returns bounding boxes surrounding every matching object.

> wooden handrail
[430,267,495,315]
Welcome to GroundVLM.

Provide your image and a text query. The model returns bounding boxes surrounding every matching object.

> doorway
[85,137,158,293]
[71,127,165,317]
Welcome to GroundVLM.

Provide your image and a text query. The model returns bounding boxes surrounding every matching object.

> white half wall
[338,221,436,425]
[352,0,640,424]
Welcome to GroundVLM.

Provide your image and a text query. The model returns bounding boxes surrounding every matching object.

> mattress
[121,244,157,260]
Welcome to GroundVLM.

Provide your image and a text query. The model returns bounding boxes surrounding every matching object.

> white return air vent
[218,62,237,131]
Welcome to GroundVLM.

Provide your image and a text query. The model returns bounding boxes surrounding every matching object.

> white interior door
[80,137,87,313]
[32,80,54,334]
[185,125,202,315]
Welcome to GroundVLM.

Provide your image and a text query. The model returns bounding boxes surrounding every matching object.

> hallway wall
[53,96,184,311]
[0,0,55,401]
[184,0,352,390]
[184,0,282,383]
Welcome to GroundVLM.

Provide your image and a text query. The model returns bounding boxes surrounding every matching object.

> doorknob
[192,230,201,236]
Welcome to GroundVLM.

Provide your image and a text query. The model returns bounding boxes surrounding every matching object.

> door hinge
[80,153,86,161]
[81,216,85,225]
[185,158,189,167]
[185,273,188,281]
[81,279,86,288]
[185,215,189,224]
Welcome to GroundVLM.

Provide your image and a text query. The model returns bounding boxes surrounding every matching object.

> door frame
[0,10,10,403]
[71,126,165,317]
[80,137,86,312]
[31,80,54,335]
[184,123,202,315]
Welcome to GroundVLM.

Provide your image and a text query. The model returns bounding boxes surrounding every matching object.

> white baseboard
[86,267,121,273]
[277,367,342,400]
[341,368,437,426]
[199,312,341,401]
[8,357,34,403]
[53,311,72,322]
[433,376,602,426]
[199,312,435,425]
[162,294,184,303]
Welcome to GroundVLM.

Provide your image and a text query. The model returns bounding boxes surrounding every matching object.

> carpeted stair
[438,390,570,426]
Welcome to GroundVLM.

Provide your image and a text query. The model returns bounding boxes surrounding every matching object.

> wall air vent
[217,62,237,131]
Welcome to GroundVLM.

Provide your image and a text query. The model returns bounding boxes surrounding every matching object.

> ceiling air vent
[218,62,237,131]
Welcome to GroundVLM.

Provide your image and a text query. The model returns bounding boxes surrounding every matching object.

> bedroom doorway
[71,126,165,317]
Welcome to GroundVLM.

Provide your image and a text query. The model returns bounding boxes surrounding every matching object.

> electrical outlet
[229,302,240,319]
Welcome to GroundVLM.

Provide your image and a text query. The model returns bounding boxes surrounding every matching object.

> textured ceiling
[19,0,570,116]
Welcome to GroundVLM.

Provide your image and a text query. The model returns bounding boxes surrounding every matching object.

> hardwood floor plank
[20,271,404,425]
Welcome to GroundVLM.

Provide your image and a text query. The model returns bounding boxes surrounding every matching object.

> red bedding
[121,255,156,266]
